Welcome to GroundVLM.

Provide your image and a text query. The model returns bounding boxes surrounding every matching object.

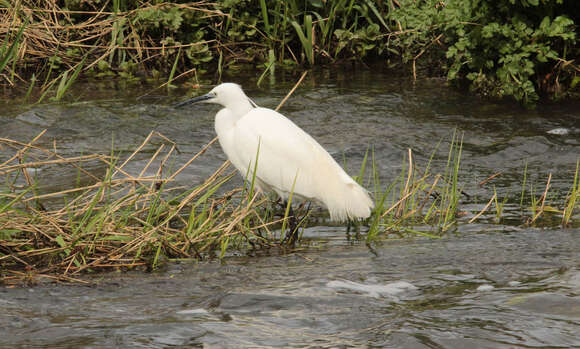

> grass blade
[0,22,26,72]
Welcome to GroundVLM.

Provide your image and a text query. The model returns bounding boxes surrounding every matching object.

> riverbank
[1,0,579,106]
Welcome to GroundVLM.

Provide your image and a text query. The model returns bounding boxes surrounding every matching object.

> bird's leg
[346,220,352,240]
[282,201,300,246]
[255,226,266,240]
[283,202,313,246]
[275,198,287,215]
[346,219,362,240]
[303,202,312,220]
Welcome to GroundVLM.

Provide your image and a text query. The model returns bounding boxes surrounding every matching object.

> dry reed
[0,1,222,90]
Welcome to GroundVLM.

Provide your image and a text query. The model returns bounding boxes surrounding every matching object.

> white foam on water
[176,308,209,315]
[477,284,495,292]
[326,279,417,298]
[547,127,569,135]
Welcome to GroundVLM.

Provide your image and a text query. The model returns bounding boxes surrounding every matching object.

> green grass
[291,14,314,66]
[364,131,464,241]
[562,160,579,226]
[0,21,26,76]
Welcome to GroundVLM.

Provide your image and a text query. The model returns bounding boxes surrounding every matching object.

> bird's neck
[226,99,254,118]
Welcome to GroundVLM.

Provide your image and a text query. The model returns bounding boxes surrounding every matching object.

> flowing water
[1,68,579,348]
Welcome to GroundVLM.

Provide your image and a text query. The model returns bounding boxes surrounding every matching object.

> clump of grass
[291,14,314,66]
[522,161,579,227]
[0,21,26,85]
[0,1,220,100]
[469,160,579,227]
[562,160,579,226]
[0,131,283,285]
[365,132,464,241]
[365,127,580,237]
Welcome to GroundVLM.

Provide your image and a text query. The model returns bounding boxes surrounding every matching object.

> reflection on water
[1,67,579,348]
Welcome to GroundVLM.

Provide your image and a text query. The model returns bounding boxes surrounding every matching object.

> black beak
[174,93,213,108]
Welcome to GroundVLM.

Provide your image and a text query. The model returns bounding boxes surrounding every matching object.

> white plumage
[176,83,373,221]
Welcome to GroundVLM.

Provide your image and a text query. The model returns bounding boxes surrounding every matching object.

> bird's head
[175,83,255,112]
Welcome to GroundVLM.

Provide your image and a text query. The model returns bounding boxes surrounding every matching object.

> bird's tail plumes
[325,180,374,222]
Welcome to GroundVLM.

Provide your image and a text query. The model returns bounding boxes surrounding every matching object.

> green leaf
[571,76,580,89]
[0,22,26,72]
[364,0,389,30]
[55,235,67,248]
[55,235,72,255]
[0,229,21,239]
[539,16,550,32]
[308,0,324,8]
[103,235,133,242]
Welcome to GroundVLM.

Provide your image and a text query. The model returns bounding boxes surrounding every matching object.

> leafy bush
[390,0,579,105]
[1,0,578,104]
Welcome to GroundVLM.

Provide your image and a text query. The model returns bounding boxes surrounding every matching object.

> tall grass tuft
[52,56,87,101]
[562,159,579,226]
[437,130,463,231]
[0,22,26,79]
[365,132,463,241]
[291,14,314,65]
[0,131,277,285]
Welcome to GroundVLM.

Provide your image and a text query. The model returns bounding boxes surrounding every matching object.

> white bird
[176,83,374,222]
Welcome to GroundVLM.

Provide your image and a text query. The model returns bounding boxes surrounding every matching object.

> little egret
[175,83,374,224]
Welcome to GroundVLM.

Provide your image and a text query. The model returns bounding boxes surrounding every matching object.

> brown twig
[479,172,502,187]
[276,71,308,111]
[468,193,496,223]
[531,172,552,223]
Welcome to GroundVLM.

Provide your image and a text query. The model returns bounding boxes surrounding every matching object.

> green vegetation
[391,0,580,106]
[367,131,465,241]
[1,0,578,105]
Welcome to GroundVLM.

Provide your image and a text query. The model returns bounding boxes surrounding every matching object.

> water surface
[1,67,579,348]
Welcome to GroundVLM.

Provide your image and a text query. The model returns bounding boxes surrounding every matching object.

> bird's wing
[231,107,348,200]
